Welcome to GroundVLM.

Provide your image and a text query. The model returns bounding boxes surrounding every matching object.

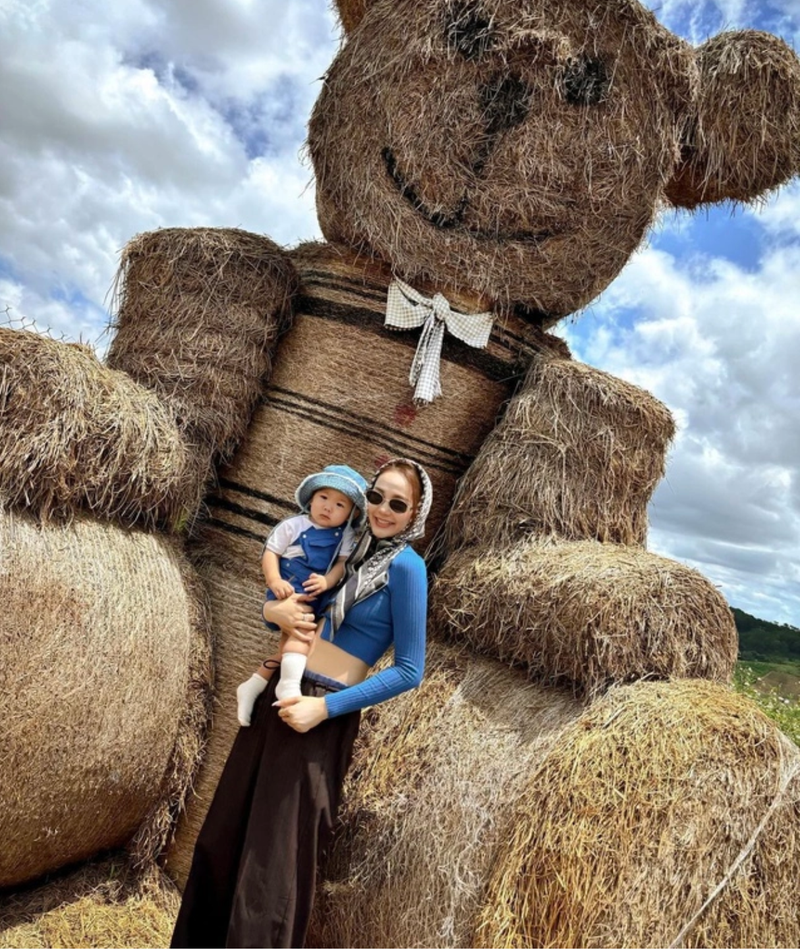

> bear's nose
[480,73,532,137]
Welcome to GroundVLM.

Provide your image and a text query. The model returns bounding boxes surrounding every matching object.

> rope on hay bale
[108,227,298,483]
[475,680,800,949]
[0,329,196,530]
[430,538,737,698]
[307,643,583,949]
[667,30,800,208]
[0,854,179,950]
[443,356,675,553]
[0,508,212,889]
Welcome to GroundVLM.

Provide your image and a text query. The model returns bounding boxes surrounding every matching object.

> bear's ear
[335,0,373,34]
[666,31,800,209]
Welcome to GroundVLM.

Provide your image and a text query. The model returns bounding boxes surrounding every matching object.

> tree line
[734,607,800,662]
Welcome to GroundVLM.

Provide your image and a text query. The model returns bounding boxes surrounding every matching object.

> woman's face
[367,469,416,539]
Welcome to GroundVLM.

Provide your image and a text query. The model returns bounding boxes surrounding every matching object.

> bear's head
[309,0,800,322]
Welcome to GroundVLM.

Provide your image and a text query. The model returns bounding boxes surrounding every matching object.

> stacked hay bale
[477,681,800,949]
[404,352,792,948]
[308,644,583,948]
[432,354,738,693]
[443,357,677,550]
[0,228,298,895]
[0,329,196,530]
[0,855,179,949]
[108,227,298,489]
[431,540,737,697]
[0,507,211,887]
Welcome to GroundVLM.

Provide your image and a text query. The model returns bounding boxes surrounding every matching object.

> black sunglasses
[366,488,410,514]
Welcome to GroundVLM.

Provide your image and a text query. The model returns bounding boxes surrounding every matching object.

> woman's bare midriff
[306,636,370,687]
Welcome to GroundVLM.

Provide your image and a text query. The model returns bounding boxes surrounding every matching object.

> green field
[733,660,800,747]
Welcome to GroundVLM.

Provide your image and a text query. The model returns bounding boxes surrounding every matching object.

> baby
[236,463,367,725]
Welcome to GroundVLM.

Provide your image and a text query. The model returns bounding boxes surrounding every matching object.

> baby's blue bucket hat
[295,464,368,527]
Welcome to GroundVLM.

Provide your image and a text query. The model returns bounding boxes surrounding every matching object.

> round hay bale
[306,642,583,949]
[0,329,195,530]
[0,854,179,949]
[667,31,800,208]
[430,539,737,697]
[476,680,800,949]
[108,227,298,476]
[0,507,212,888]
[444,356,675,553]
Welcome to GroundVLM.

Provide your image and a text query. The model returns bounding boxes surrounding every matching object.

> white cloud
[642,0,800,48]
[0,0,335,331]
[0,279,104,346]
[749,179,800,239]
[561,227,800,624]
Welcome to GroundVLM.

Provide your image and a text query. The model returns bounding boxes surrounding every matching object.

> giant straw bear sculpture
[2,0,800,946]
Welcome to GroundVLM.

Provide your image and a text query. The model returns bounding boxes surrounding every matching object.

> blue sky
[1,0,799,626]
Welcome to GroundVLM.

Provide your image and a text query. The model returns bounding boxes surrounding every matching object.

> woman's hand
[262,593,317,642]
[273,696,329,733]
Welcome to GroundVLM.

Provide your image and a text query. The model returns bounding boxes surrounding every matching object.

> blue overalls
[263,524,345,630]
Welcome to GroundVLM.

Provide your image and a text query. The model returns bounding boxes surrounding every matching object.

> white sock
[236,673,268,726]
[274,652,307,702]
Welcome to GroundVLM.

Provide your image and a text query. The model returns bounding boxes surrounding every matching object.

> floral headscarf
[327,458,432,637]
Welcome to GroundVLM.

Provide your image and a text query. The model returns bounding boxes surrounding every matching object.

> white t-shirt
[264,514,357,563]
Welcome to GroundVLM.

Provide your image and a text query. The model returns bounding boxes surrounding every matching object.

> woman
[171,457,431,949]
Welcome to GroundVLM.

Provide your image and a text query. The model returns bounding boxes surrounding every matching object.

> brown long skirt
[170,672,360,949]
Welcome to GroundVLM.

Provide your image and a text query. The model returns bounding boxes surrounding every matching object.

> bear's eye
[562,57,610,106]
[445,0,495,60]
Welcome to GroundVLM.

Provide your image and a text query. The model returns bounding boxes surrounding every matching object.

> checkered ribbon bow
[385,278,494,404]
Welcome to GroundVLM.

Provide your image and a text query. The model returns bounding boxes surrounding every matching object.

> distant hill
[733,607,800,662]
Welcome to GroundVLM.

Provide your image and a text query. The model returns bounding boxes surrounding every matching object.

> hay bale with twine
[0,506,212,888]
[163,241,566,881]
[476,679,800,949]
[667,31,800,208]
[0,854,179,950]
[108,227,298,480]
[430,539,737,698]
[307,643,583,949]
[443,356,675,554]
[0,329,195,530]
[196,239,565,551]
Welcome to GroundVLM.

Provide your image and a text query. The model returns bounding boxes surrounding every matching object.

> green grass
[733,661,800,747]
[737,657,800,678]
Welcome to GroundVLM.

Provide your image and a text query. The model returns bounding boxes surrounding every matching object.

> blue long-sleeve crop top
[320,546,427,718]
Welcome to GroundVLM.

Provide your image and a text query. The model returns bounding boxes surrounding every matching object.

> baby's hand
[269,579,295,600]
[302,573,327,596]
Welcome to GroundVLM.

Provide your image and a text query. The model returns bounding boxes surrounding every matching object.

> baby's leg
[274,625,320,702]
[236,659,278,727]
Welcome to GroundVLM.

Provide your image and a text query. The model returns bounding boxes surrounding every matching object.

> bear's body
[204,241,565,546]
[156,237,568,880]
[2,0,800,945]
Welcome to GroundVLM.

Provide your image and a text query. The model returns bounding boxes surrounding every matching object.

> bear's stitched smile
[383,148,553,245]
